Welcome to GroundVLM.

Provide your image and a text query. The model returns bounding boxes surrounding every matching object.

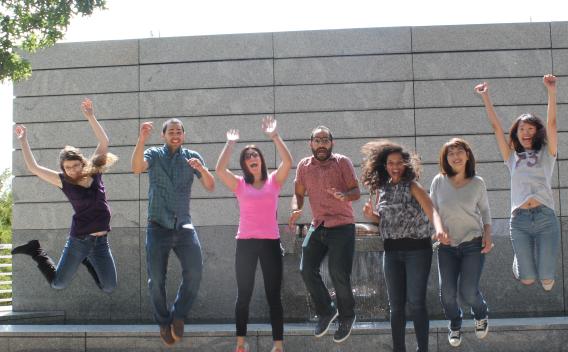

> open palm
[262,115,277,138]
[227,129,240,142]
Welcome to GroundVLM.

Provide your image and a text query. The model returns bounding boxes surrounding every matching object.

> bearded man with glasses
[288,125,361,344]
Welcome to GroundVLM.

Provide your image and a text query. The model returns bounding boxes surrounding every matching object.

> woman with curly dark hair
[475,75,560,292]
[361,140,445,352]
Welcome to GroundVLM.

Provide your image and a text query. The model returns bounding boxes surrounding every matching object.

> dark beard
[312,147,332,161]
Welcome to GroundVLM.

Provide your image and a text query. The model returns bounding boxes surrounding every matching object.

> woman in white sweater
[430,138,493,348]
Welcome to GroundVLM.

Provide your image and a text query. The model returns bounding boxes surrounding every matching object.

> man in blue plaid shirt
[132,118,215,346]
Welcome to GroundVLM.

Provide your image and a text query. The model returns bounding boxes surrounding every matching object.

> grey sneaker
[475,317,489,339]
[448,328,461,347]
[314,309,339,337]
[333,315,356,343]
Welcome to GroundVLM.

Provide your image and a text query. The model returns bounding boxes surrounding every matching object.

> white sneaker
[475,317,489,339]
[542,280,555,291]
[448,328,461,347]
[512,256,520,280]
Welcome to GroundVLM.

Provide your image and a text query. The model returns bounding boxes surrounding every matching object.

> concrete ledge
[0,310,64,324]
[1,318,568,351]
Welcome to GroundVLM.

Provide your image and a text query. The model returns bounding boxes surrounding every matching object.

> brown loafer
[160,324,175,346]
[171,318,184,341]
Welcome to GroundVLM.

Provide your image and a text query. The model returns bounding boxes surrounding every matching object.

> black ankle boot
[11,240,40,256]
[82,258,102,289]
[32,254,55,284]
[12,240,56,284]
[32,251,56,284]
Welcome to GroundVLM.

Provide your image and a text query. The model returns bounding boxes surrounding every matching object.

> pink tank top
[234,171,281,239]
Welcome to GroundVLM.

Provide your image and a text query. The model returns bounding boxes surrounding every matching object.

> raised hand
[474,82,488,95]
[261,115,277,138]
[15,125,27,140]
[139,122,153,141]
[81,98,94,118]
[543,74,557,92]
[226,129,240,143]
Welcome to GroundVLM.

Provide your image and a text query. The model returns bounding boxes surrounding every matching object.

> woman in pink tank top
[215,116,292,352]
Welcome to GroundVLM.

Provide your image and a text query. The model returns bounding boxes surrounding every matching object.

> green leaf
[0,0,107,83]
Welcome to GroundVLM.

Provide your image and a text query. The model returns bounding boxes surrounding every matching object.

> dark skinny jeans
[300,223,356,320]
[235,238,283,341]
[384,248,432,352]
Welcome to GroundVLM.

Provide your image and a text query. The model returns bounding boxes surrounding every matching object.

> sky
[1,0,567,172]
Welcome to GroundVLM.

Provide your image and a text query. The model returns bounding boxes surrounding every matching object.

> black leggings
[235,238,283,341]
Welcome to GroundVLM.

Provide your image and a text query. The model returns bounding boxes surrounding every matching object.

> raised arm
[262,116,293,186]
[131,122,152,174]
[15,125,62,188]
[214,129,240,192]
[81,98,110,156]
[410,181,448,243]
[543,74,558,156]
[474,82,511,162]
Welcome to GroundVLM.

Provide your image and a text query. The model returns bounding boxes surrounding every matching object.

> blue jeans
[383,248,432,352]
[510,205,561,280]
[146,221,203,326]
[52,235,117,293]
[437,238,487,331]
[300,224,355,320]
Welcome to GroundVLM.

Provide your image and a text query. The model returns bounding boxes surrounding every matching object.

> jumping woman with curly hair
[361,140,445,352]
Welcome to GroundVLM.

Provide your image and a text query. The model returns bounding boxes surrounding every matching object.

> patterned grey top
[376,181,432,240]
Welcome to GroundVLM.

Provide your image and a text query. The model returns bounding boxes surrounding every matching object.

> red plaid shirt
[295,153,357,228]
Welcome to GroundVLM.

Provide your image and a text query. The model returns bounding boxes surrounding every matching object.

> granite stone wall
[11,22,568,323]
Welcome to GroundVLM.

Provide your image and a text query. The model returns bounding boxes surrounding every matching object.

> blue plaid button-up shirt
[144,145,204,229]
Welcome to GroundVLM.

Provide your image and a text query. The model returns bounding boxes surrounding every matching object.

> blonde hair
[59,146,118,179]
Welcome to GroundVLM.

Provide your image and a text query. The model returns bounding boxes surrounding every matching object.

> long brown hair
[239,145,267,185]
[439,138,476,178]
[59,146,118,181]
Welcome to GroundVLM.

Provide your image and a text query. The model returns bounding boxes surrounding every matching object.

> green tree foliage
[0,169,12,244]
[0,0,107,82]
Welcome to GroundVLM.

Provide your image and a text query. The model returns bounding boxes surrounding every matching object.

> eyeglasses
[312,137,331,145]
[244,151,260,159]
